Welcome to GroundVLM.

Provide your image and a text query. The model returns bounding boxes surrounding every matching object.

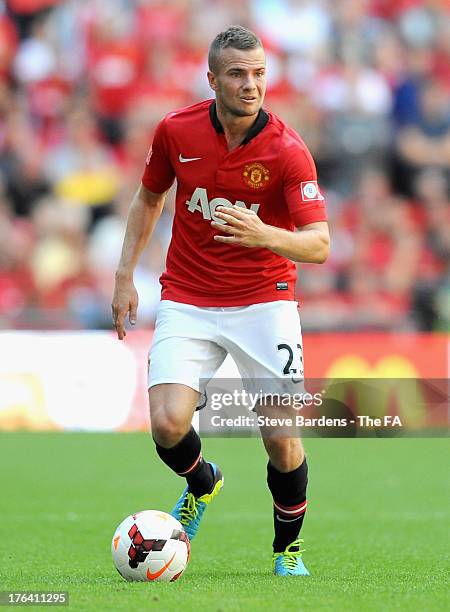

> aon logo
[186,187,260,223]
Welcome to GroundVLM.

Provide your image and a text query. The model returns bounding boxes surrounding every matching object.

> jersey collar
[209,100,269,145]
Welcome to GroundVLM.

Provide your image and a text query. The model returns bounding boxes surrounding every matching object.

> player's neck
[216,103,259,151]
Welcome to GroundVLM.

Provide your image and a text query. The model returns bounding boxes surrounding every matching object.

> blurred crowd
[0,0,449,332]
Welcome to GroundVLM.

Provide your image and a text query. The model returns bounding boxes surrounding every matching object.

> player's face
[208,47,266,118]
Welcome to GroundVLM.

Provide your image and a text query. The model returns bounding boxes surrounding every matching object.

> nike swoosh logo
[146,552,176,580]
[291,377,303,384]
[276,514,302,523]
[179,154,201,163]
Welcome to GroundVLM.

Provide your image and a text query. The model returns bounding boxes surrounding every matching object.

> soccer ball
[111,510,190,582]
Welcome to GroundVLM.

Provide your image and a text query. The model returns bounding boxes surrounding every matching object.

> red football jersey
[142,99,327,306]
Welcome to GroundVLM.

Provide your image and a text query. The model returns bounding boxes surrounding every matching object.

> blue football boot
[273,539,310,576]
[171,462,224,540]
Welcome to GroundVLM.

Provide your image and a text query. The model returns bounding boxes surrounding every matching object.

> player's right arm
[112,116,175,340]
[112,185,167,340]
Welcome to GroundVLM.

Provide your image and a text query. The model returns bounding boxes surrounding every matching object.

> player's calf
[154,427,215,496]
[267,458,309,573]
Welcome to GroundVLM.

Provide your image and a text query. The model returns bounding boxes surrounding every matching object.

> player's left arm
[213,138,330,262]
[212,208,329,263]
[262,219,329,263]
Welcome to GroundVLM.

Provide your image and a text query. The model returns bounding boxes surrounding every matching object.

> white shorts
[148,300,304,399]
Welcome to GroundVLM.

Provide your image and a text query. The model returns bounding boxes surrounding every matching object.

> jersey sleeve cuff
[141,176,172,194]
[290,206,328,227]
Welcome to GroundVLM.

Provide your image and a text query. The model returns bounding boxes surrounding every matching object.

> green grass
[0,434,448,611]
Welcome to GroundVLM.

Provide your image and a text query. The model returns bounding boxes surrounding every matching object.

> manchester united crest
[243,162,270,189]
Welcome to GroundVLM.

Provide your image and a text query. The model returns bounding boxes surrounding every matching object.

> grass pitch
[0,433,448,611]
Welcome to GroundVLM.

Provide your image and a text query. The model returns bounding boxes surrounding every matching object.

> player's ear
[207,71,217,92]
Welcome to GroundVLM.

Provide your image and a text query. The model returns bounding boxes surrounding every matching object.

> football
[111,510,190,582]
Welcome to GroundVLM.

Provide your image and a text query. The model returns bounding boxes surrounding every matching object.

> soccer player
[112,26,329,576]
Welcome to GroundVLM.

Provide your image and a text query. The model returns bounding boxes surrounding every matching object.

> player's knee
[270,455,297,473]
[151,411,188,448]
[264,438,304,472]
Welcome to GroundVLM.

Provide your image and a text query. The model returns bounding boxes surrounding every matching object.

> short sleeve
[141,118,175,193]
[282,141,327,227]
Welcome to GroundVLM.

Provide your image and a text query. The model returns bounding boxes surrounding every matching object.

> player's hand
[111,274,139,340]
[211,205,269,248]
